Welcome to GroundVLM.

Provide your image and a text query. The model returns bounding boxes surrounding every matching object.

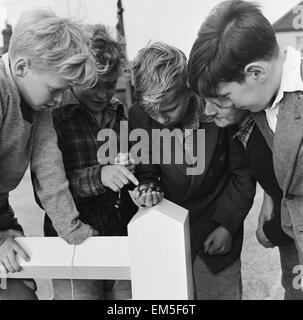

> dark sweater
[129,104,256,274]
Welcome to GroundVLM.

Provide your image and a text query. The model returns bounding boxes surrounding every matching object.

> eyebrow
[217,93,230,98]
[160,103,179,113]
[49,85,69,91]
[211,100,223,108]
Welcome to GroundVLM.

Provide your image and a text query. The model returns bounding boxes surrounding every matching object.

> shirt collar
[270,46,303,110]
[233,115,255,149]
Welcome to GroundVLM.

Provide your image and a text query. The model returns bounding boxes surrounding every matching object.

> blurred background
[0,0,301,59]
[4,0,303,299]
[0,0,302,108]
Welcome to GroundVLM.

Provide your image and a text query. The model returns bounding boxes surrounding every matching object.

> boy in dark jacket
[130,42,255,300]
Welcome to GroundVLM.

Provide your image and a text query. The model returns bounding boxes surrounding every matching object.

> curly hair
[85,24,126,82]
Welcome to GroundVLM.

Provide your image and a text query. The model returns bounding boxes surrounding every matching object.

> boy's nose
[54,91,64,105]
[157,114,169,125]
[98,91,107,100]
[204,100,217,116]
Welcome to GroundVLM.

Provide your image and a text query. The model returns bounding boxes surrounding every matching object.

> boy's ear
[244,62,268,83]
[244,62,267,83]
[14,58,29,78]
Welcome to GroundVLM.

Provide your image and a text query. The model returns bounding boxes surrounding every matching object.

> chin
[214,119,228,128]
[247,106,264,113]
[32,105,45,112]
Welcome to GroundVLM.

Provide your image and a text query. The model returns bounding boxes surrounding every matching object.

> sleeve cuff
[56,221,92,245]
[91,165,106,194]
[211,207,243,236]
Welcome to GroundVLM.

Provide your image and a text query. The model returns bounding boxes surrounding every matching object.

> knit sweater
[0,54,91,244]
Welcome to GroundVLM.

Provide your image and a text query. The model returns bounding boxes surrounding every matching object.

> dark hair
[87,24,126,81]
[188,0,279,98]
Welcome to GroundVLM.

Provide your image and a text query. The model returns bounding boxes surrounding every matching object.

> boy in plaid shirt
[43,25,141,300]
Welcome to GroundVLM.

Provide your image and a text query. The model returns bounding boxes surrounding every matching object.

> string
[70,245,76,300]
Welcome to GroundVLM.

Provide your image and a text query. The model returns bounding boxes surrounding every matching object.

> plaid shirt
[51,90,129,236]
[234,116,255,149]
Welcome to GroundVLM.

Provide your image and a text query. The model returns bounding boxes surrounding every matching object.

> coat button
[285,193,295,200]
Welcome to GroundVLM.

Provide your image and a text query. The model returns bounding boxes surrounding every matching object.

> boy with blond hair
[0,9,98,299]
[130,42,255,300]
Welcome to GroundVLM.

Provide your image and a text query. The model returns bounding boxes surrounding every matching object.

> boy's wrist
[58,222,92,245]
[89,227,99,237]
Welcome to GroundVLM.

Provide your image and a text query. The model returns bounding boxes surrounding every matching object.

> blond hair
[9,9,98,88]
[84,24,126,80]
[133,42,188,114]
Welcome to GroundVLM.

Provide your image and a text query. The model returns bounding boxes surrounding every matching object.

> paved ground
[10,170,284,300]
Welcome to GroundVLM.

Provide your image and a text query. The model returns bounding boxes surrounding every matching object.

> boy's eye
[49,87,60,94]
[49,87,64,95]
[105,82,116,89]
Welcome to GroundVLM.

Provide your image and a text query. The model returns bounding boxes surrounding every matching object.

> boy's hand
[101,165,138,192]
[133,182,164,208]
[204,226,232,256]
[114,153,136,174]
[256,225,275,249]
[0,230,30,274]
[89,227,99,237]
[256,191,275,248]
[258,192,275,226]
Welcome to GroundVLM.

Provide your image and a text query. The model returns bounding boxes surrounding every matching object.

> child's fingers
[8,251,21,272]
[116,173,129,186]
[144,192,154,207]
[0,263,7,274]
[133,187,140,198]
[128,154,136,165]
[135,193,147,207]
[207,244,218,256]
[138,184,148,192]
[155,192,164,204]
[90,228,99,237]
[116,153,136,165]
[116,153,129,163]
[9,230,24,238]
[116,160,130,166]
[151,192,160,205]
[2,256,15,273]
[127,165,136,174]
[119,167,139,186]
[13,242,30,262]
[203,237,213,253]
[109,182,120,192]
[113,178,124,189]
